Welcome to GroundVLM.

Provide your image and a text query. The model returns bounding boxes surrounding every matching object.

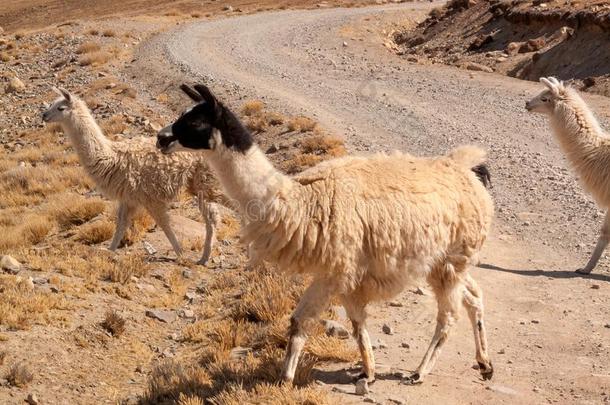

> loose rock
[5,76,26,94]
[321,319,350,339]
[1,255,21,274]
[25,393,39,405]
[355,378,369,395]
[382,323,394,335]
[145,309,177,323]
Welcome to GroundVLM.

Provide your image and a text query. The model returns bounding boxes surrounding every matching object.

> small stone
[401,342,410,349]
[26,393,39,405]
[389,301,403,307]
[373,338,387,350]
[230,346,252,360]
[185,292,198,302]
[321,319,350,339]
[486,385,519,396]
[182,269,193,279]
[146,309,177,323]
[604,324,610,328]
[4,77,25,94]
[591,284,600,290]
[498,348,506,354]
[343,41,348,47]
[413,286,429,296]
[382,323,394,335]
[135,364,144,373]
[355,378,369,395]
[179,309,195,319]
[142,241,157,255]
[1,255,21,274]
[265,144,279,154]
[50,286,60,293]
[465,62,494,73]
[387,398,406,405]
[531,320,540,324]
[223,5,234,11]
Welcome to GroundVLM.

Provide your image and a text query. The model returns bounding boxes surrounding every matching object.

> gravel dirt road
[135,4,610,403]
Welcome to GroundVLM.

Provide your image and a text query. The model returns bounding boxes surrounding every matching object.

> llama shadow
[480,263,610,282]
[312,367,408,385]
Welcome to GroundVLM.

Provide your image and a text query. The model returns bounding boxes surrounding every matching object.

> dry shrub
[265,112,285,126]
[164,9,183,17]
[115,83,137,99]
[0,275,67,330]
[78,50,111,66]
[142,361,211,404]
[101,310,125,337]
[284,153,323,174]
[50,195,106,228]
[0,351,6,365]
[86,28,100,35]
[6,363,33,387]
[0,214,53,250]
[211,381,329,405]
[102,29,116,37]
[100,115,127,135]
[246,115,268,133]
[299,134,346,157]
[242,100,265,116]
[103,255,151,284]
[191,12,202,18]
[0,52,10,62]
[76,41,101,54]
[77,220,114,244]
[287,116,317,133]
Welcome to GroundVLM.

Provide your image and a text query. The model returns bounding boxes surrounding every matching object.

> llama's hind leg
[577,211,610,274]
[405,263,462,385]
[197,199,219,265]
[462,273,493,380]
[282,278,334,384]
[341,294,375,382]
[146,205,183,258]
[109,202,134,251]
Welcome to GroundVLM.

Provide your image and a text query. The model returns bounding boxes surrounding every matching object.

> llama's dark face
[42,87,73,123]
[157,84,253,154]
[157,101,218,153]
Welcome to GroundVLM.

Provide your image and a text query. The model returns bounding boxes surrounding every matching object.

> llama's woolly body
[548,87,610,207]
[240,148,493,301]
[64,101,219,206]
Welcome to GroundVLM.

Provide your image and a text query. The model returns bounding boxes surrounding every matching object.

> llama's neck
[61,101,114,165]
[550,90,607,156]
[206,144,293,217]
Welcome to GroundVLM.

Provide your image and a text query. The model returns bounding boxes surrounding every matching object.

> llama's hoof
[196,258,208,266]
[353,372,375,384]
[402,373,424,385]
[575,267,593,275]
[478,362,494,380]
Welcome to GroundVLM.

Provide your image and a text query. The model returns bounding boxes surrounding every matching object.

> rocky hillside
[394,0,610,95]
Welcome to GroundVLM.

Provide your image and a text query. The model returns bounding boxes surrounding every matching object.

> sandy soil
[130,3,610,404]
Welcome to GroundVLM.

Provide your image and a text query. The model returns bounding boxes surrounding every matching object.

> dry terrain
[1,1,610,405]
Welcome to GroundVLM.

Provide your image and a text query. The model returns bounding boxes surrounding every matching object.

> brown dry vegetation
[6,363,34,387]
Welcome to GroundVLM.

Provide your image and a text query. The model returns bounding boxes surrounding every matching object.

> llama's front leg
[341,294,375,382]
[109,202,134,251]
[146,205,183,258]
[282,278,334,384]
[577,211,610,274]
[462,274,493,380]
[405,269,461,385]
[197,199,219,265]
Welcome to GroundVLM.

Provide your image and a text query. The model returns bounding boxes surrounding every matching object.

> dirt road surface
[132,4,610,404]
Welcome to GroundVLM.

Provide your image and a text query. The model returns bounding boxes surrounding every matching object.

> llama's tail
[448,146,492,188]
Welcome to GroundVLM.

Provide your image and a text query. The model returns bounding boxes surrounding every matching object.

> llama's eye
[541,97,548,102]
[58,106,67,111]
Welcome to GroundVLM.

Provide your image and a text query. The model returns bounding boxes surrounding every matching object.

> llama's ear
[57,87,72,102]
[540,77,553,89]
[180,84,203,102]
[193,84,217,107]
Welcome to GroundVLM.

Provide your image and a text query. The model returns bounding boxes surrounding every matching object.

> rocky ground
[394,0,610,96]
[1,1,610,404]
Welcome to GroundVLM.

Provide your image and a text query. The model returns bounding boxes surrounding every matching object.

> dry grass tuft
[77,219,114,244]
[100,115,127,135]
[246,115,269,133]
[0,351,6,365]
[299,134,346,157]
[287,116,317,133]
[78,50,111,66]
[50,194,106,228]
[101,310,126,337]
[265,112,285,126]
[284,153,323,174]
[102,29,116,37]
[242,100,265,116]
[0,274,67,330]
[86,28,100,35]
[6,362,33,387]
[103,254,151,284]
[142,361,211,404]
[0,214,54,250]
[76,41,101,54]
[123,210,155,246]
